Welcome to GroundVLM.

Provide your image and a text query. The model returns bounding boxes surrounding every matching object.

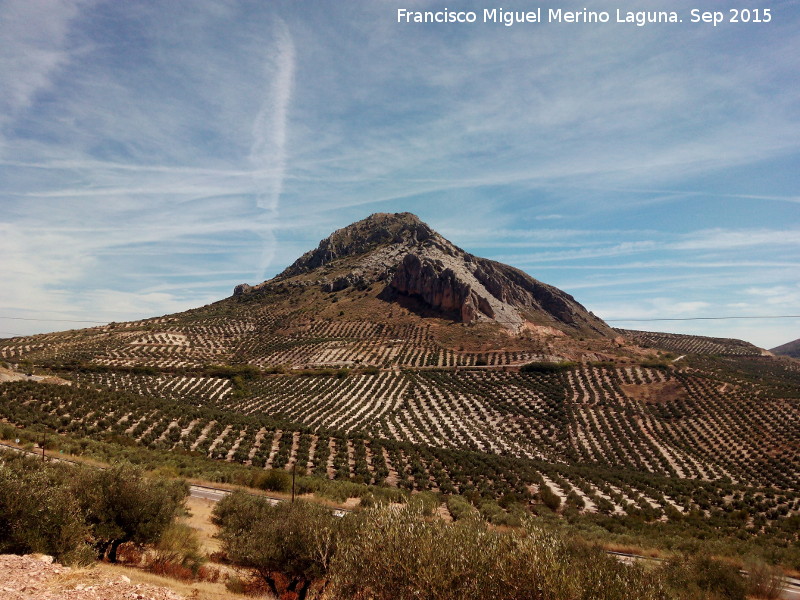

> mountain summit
[236,213,611,338]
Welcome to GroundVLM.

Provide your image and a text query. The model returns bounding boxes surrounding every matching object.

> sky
[1,0,798,349]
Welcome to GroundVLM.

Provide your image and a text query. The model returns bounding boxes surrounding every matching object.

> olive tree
[72,463,187,562]
[0,454,93,565]
[213,492,342,599]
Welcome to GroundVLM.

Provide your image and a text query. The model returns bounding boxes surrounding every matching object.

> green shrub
[446,495,478,521]
[254,469,292,493]
[72,463,188,562]
[478,500,521,527]
[660,555,746,600]
[148,522,205,576]
[213,493,342,599]
[0,454,94,565]
[330,506,666,600]
[539,485,562,512]
[566,491,586,510]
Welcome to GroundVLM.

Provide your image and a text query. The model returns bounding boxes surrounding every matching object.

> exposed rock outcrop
[390,253,479,322]
[322,274,367,293]
[237,212,613,337]
[280,212,436,278]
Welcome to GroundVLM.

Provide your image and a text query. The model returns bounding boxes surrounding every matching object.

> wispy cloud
[250,20,296,278]
[0,0,87,125]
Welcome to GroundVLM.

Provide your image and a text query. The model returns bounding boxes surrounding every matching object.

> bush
[72,463,188,562]
[213,493,343,600]
[539,485,562,512]
[254,468,292,492]
[660,555,746,600]
[147,522,204,577]
[446,495,478,521]
[330,506,666,600]
[0,454,93,565]
[479,500,521,527]
[566,491,586,510]
[520,361,577,373]
[744,560,783,600]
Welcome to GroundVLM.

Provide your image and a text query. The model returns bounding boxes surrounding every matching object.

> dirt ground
[620,380,687,404]
[183,496,222,555]
[0,554,183,600]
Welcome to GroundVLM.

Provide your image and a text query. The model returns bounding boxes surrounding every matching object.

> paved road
[188,485,230,502]
[0,441,346,513]
[189,484,281,506]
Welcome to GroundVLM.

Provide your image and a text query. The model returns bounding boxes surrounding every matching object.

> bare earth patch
[0,554,183,600]
[620,380,687,404]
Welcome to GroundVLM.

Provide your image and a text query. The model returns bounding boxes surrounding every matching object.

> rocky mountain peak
[278,212,445,278]
[236,213,613,338]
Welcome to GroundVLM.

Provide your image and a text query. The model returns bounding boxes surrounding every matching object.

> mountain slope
[772,338,800,359]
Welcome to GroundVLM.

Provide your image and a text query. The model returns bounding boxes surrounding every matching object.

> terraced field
[2,350,797,523]
[0,310,550,370]
[615,329,767,357]
[1,283,798,533]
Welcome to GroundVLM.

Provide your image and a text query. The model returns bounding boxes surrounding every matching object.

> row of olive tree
[0,451,187,565]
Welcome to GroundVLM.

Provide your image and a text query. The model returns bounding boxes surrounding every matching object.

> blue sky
[1,0,798,348]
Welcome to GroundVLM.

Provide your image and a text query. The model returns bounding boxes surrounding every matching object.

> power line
[0,316,107,324]
[483,315,800,324]
[1,313,798,328]
[605,315,800,322]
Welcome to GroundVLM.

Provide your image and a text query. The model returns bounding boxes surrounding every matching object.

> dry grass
[599,541,670,560]
[48,566,106,593]
[182,496,222,555]
[96,563,274,600]
[620,380,687,404]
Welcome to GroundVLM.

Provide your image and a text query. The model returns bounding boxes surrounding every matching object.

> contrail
[251,20,295,278]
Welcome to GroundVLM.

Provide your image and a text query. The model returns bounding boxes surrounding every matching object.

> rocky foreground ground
[0,554,183,600]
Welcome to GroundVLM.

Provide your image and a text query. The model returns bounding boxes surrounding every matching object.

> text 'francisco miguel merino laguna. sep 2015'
[396,7,774,27]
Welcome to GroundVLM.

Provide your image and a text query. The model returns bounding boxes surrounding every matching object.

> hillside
[772,338,800,359]
[614,329,769,357]
[0,213,798,531]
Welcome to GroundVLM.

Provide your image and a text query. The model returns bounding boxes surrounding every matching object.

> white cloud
[671,229,800,251]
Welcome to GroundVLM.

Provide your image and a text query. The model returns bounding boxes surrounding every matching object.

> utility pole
[41,431,46,462]
[291,461,296,503]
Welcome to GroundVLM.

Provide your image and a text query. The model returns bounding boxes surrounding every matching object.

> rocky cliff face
[236,212,612,337]
[390,253,481,322]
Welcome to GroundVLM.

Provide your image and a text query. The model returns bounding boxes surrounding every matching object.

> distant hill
[615,329,767,357]
[771,338,800,358]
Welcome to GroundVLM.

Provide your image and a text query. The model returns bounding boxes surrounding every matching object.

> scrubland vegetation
[1,447,788,599]
[0,452,186,566]
[210,491,784,600]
